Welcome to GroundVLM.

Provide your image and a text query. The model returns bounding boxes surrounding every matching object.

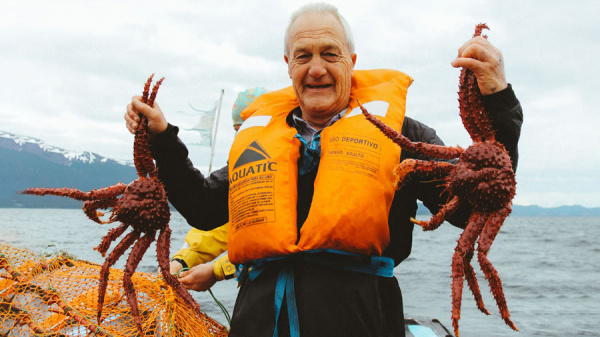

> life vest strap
[236,249,394,337]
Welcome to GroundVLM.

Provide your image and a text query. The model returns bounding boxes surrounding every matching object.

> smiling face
[284,12,357,129]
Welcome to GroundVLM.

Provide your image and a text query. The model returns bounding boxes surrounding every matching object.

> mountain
[0,130,137,208]
[2,130,600,216]
[509,204,600,217]
[415,203,600,217]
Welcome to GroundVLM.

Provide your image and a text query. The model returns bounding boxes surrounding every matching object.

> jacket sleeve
[149,124,230,230]
[483,84,523,171]
[171,224,229,267]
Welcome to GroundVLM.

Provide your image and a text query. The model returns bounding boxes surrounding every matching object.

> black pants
[380,276,405,337]
[228,260,404,337]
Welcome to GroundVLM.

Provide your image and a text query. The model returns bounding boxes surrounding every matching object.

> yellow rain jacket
[171,224,235,280]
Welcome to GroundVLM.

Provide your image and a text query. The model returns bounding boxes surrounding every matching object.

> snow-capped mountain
[0,130,132,167]
[0,130,137,208]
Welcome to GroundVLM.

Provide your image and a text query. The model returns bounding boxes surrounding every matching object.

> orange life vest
[228,69,413,264]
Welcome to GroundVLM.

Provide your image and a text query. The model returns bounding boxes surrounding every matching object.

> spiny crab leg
[458,23,496,143]
[412,196,462,231]
[134,74,164,180]
[83,198,119,224]
[156,226,203,316]
[21,184,127,224]
[94,223,130,257]
[451,212,487,336]
[96,230,141,324]
[141,73,154,104]
[21,184,126,202]
[477,207,518,331]
[123,232,157,332]
[146,76,164,108]
[395,159,455,190]
[357,100,464,159]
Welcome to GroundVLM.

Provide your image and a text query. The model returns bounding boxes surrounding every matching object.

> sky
[1,0,598,208]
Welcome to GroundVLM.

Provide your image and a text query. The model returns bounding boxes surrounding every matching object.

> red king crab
[358,24,518,336]
[21,74,203,333]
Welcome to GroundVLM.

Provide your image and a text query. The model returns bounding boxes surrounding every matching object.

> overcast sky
[1,0,598,208]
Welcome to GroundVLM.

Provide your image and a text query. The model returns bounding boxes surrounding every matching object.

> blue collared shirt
[291,109,346,175]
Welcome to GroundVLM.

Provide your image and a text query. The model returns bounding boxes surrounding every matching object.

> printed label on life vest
[322,133,381,179]
[230,140,278,232]
[230,173,276,232]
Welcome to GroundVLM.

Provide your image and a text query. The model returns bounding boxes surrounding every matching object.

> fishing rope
[209,288,232,326]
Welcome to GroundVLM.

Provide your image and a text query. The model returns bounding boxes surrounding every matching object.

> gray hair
[284,2,355,56]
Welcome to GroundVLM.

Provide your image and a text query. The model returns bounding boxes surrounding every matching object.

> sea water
[1,208,599,336]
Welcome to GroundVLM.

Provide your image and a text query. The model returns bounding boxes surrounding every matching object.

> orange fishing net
[0,243,229,336]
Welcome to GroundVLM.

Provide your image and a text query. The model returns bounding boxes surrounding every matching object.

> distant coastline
[416,203,600,217]
[508,204,600,217]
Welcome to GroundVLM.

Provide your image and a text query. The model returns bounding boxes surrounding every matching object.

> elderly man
[125,3,522,337]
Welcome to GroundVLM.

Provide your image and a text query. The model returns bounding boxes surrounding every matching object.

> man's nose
[307,57,327,78]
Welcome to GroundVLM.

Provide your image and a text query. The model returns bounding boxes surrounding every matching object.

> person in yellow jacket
[169,88,268,289]
[169,224,232,288]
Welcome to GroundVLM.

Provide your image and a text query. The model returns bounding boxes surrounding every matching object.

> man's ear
[284,54,292,79]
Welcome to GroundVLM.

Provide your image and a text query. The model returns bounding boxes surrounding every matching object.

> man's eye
[323,53,338,60]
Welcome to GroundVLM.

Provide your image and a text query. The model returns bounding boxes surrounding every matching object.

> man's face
[284,13,356,127]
